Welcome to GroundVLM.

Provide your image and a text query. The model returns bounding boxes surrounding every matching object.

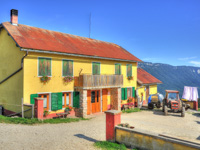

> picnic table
[56,112,70,118]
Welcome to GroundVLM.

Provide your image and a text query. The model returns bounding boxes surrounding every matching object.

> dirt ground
[0,110,199,150]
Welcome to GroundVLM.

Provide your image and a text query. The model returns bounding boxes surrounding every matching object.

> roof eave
[20,48,141,63]
[137,81,163,86]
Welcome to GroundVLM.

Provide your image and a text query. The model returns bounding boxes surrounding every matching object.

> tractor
[162,90,188,117]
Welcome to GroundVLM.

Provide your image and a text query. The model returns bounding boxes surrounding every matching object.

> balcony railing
[74,74,123,89]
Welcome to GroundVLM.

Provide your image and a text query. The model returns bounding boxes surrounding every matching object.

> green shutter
[115,64,121,75]
[97,63,100,75]
[92,62,100,75]
[47,59,51,76]
[121,88,125,100]
[30,94,38,105]
[68,60,73,76]
[127,64,132,77]
[39,58,51,76]
[51,92,63,111]
[73,92,80,108]
[132,87,135,98]
[57,93,63,110]
[63,60,73,76]
[124,88,127,100]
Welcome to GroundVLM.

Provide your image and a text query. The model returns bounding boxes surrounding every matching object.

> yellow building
[137,68,162,106]
[0,9,143,117]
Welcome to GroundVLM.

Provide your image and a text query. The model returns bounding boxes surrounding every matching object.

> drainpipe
[0,51,28,84]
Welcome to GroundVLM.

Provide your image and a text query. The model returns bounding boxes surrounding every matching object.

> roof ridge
[3,21,119,46]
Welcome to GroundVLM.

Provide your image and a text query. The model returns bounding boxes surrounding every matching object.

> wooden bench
[56,112,70,118]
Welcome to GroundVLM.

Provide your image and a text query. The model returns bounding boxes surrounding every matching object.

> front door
[91,90,100,113]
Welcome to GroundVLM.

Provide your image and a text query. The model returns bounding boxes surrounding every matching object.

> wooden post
[21,98,24,118]
[32,104,34,119]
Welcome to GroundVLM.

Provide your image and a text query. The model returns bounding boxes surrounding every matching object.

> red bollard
[34,98,44,120]
[105,110,121,142]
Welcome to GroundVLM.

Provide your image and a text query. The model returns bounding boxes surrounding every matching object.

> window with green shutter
[51,93,63,111]
[121,88,128,100]
[92,62,100,75]
[38,58,51,76]
[115,63,121,75]
[62,60,73,76]
[73,92,80,108]
[30,94,38,105]
[132,87,135,98]
[127,64,132,77]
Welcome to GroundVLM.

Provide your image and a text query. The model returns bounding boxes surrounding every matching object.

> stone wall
[110,88,121,111]
[78,89,87,118]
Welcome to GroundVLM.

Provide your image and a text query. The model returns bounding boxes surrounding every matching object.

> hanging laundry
[182,86,198,101]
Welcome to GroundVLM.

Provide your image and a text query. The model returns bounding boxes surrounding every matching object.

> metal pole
[21,98,24,118]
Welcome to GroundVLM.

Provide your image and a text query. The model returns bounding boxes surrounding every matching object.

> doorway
[91,90,100,114]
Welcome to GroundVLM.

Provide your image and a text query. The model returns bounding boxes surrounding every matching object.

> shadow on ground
[153,110,182,117]
[192,113,200,118]
[74,134,98,142]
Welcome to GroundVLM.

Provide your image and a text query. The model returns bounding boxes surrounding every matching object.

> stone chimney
[10,9,18,25]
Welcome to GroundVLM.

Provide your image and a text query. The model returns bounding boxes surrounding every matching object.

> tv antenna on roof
[89,12,92,38]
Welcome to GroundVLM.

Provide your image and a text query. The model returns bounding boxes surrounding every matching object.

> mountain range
[138,62,200,97]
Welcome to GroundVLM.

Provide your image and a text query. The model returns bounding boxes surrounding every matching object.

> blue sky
[1,0,200,66]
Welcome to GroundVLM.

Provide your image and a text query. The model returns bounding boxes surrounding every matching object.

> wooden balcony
[74,74,123,89]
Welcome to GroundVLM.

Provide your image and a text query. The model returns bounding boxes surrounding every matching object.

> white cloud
[178,56,197,61]
[189,61,200,67]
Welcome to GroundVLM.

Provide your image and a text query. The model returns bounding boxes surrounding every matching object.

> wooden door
[96,91,100,112]
[87,90,91,115]
[102,89,108,112]
[91,90,101,113]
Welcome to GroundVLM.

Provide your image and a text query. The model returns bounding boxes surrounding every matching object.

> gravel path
[0,110,199,150]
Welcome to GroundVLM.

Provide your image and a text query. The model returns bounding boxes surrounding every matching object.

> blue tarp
[148,95,152,104]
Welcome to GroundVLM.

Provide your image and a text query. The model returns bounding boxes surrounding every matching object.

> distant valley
[138,62,200,97]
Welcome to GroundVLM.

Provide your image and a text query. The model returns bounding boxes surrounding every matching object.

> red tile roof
[137,68,162,85]
[2,22,141,62]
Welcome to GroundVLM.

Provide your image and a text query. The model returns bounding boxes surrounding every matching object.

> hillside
[138,62,200,97]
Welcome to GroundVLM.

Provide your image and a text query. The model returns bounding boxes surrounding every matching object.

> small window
[97,91,99,102]
[62,92,71,108]
[38,58,51,76]
[127,64,132,77]
[91,91,95,103]
[63,60,73,76]
[92,62,100,75]
[115,64,121,75]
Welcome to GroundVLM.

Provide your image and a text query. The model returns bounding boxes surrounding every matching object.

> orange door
[96,90,100,112]
[102,89,108,112]
[87,90,91,115]
[91,90,101,114]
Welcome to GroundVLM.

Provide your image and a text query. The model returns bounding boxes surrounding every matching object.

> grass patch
[0,115,88,125]
[94,141,127,150]
[198,108,200,111]
[122,108,141,113]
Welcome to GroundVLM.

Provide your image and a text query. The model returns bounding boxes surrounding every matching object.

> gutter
[0,51,28,85]
[20,48,140,63]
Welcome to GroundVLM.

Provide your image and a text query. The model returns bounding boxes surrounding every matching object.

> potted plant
[65,105,73,113]
[43,110,49,117]
[127,76,133,80]
[127,97,132,103]
[40,75,51,83]
[63,76,74,83]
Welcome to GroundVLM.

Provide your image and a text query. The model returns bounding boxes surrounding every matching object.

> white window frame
[38,57,52,77]
[92,62,101,75]
[62,59,74,77]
